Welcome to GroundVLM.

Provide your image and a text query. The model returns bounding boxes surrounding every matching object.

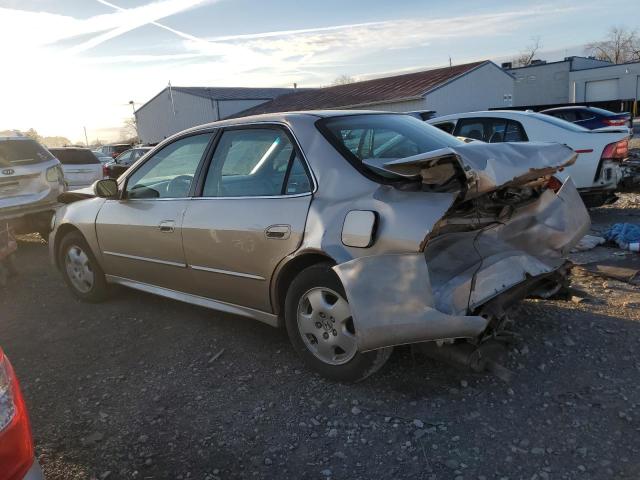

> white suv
[0,135,65,235]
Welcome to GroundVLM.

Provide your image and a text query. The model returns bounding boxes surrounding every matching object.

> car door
[96,132,214,290]
[181,126,313,313]
[110,150,133,178]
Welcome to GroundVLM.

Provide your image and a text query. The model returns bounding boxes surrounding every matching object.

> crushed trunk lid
[364,142,577,200]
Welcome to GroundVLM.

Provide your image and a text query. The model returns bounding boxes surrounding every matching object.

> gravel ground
[2,198,640,480]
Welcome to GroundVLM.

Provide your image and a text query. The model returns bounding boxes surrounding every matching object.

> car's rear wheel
[58,231,109,302]
[285,263,392,382]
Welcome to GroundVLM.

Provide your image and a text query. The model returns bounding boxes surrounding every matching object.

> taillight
[0,349,35,480]
[601,139,629,160]
[604,118,627,126]
[102,164,109,178]
[546,176,563,193]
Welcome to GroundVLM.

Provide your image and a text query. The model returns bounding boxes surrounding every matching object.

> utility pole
[129,100,139,141]
[83,126,89,147]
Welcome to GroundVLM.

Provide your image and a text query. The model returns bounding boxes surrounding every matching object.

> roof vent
[501,62,513,69]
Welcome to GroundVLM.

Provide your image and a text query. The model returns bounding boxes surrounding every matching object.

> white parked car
[49,147,103,189]
[428,111,631,207]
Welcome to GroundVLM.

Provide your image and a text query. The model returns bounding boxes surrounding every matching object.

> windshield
[318,114,463,179]
[0,139,54,166]
[50,149,100,165]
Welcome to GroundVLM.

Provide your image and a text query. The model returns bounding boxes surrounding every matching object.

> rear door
[96,132,214,290]
[181,126,313,312]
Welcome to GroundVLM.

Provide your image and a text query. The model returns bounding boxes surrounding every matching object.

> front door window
[126,133,212,199]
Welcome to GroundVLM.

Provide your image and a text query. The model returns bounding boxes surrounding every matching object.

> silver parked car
[0,135,65,235]
[50,112,589,381]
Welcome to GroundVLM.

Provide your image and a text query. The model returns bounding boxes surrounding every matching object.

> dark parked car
[540,106,632,132]
[103,147,152,179]
[99,143,132,159]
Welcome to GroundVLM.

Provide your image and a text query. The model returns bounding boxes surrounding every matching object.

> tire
[285,263,392,382]
[58,231,109,302]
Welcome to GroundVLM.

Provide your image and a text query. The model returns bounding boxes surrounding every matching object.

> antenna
[449,56,452,67]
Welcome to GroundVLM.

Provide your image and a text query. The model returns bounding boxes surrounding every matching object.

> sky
[0,0,636,143]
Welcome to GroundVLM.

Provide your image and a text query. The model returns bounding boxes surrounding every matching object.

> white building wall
[509,62,571,107]
[570,62,640,102]
[423,62,513,115]
[136,90,273,144]
[361,62,514,116]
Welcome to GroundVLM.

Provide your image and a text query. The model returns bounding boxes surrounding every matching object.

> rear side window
[455,120,485,141]
[0,139,54,166]
[202,128,311,197]
[433,122,455,134]
[454,118,528,143]
[50,149,100,165]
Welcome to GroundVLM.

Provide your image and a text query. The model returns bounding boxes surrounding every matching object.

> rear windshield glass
[0,139,54,166]
[588,107,618,117]
[531,113,589,132]
[50,149,100,165]
[318,114,463,179]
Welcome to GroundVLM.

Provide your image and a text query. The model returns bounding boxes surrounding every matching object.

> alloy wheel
[297,287,358,365]
[64,245,95,294]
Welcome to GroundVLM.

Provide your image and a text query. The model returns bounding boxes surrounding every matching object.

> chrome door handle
[158,220,175,233]
[265,224,291,240]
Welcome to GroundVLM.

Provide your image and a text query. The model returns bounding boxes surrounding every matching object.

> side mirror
[94,178,119,198]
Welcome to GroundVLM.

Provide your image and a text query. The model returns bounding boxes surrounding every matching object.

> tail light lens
[604,118,627,127]
[102,164,109,178]
[601,139,629,160]
[546,176,563,193]
[0,348,35,480]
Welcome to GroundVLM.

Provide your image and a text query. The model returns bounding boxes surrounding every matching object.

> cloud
[0,1,579,141]
[0,0,215,53]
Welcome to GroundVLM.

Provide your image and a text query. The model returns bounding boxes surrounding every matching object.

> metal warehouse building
[235,60,514,118]
[507,56,640,114]
[135,86,298,144]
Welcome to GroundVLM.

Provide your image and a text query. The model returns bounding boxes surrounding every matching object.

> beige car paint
[50,111,590,353]
[95,198,194,290]
[181,195,311,311]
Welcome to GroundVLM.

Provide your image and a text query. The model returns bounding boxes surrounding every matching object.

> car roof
[49,147,91,151]
[183,110,407,133]
[540,106,591,112]
[430,110,542,122]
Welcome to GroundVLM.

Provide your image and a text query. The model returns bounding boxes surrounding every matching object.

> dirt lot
[2,199,640,480]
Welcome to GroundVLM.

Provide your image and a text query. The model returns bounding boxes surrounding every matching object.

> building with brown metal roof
[235,60,514,118]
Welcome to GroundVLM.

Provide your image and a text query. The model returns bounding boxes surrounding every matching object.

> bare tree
[513,37,542,67]
[331,74,356,86]
[585,26,640,64]
[41,136,71,148]
[24,128,43,143]
[119,117,139,144]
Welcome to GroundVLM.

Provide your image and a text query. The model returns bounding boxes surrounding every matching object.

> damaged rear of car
[309,113,589,377]
[50,111,589,383]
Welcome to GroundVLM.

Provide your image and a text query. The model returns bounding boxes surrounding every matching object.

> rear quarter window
[0,139,54,166]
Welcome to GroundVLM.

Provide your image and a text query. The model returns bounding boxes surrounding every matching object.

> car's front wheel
[58,231,109,302]
[285,263,392,382]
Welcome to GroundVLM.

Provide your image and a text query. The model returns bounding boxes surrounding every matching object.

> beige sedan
[50,111,589,381]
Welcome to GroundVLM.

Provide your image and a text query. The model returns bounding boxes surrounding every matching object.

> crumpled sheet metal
[377,142,577,200]
[333,254,488,352]
[426,178,590,315]
[332,179,589,351]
